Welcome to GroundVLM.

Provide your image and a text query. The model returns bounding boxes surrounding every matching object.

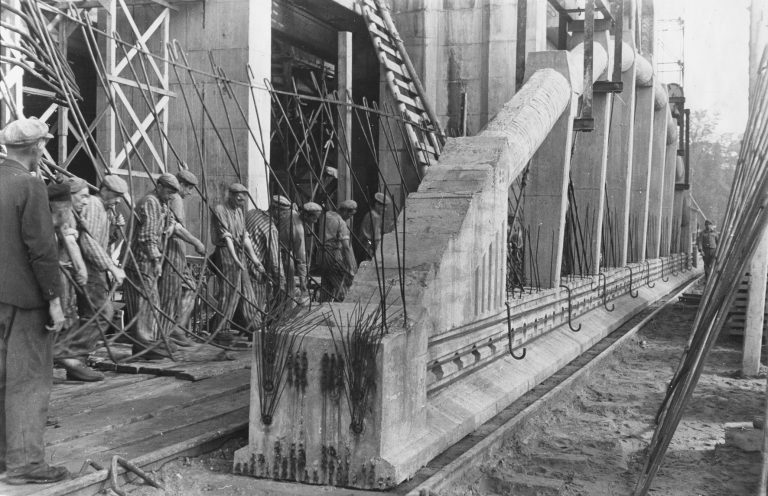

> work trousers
[56,266,111,360]
[0,303,52,476]
[124,262,160,345]
[702,248,717,280]
[210,247,260,334]
[317,248,350,302]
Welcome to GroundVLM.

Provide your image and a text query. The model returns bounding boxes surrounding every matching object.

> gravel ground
[446,301,765,496]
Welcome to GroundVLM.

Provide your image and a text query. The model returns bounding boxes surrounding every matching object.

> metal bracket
[675,183,690,191]
[593,80,624,93]
[573,117,595,132]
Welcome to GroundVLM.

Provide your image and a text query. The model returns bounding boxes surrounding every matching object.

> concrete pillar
[247,0,271,209]
[337,31,353,205]
[628,81,655,262]
[568,31,612,274]
[661,115,678,256]
[647,91,669,259]
[743,232,768,376]
[606,36,638,268]
[522,52,577,288]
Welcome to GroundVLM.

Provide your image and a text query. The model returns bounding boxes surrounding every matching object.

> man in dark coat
[0,118,68,485]
[697,220,719,280]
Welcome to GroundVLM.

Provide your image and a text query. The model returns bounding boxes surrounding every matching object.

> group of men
[0,116,395,486]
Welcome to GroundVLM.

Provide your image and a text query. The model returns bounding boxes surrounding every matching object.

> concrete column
[337,31,353,205]
[568,31,612,274]
[607,36,638,268]
[743,232,768,376]
[661,115,678,256]
[247,0,271,209]
[647,98,669,259]
[628,83,655,262]
[522,52,577,288]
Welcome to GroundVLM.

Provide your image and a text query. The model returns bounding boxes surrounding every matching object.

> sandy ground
[126,299,765,496]
[447,301,766,496]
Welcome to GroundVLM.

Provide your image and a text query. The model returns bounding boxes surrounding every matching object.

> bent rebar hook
[660,258,670,282]
[505,302,526,360]
[598,272,615,312]
[627,266,639,298]
[644,260,655,288]
[559,285,582,332]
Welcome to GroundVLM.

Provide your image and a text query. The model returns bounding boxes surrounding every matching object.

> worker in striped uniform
[123,173,178,359]
[209,183,265,336]
[316,200,357,302]
[245,205,285,315]
[272,198,321,302]
[65,175,128,380]
[358,192,392,261]
[158,169,206,346]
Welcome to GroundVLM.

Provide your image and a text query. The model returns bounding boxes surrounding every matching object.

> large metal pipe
[635,53,654,87]
[667,110,679,145]
[654,79,669,110]
[568,41,609,95]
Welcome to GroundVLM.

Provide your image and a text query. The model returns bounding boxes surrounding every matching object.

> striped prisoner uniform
[245,208,285,311]
[274,207,307,297]
[75,195,117,350]
[124,192,170,345]
[210,203,260,333]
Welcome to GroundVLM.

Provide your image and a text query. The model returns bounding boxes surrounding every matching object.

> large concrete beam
[607,33,638,267]
[569,31,613,274]
[521,41,608,287]
[628,81,655,262]
[647,92,669,259]
[661,116,679,256]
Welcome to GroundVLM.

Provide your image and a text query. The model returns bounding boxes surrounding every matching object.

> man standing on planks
[245,203,286,318]
[0,118,69,485]
[316,200,358,302]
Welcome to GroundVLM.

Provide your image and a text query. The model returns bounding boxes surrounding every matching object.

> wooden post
[336,31,353,206]
[743,231,768,376]
[247,0,271,209]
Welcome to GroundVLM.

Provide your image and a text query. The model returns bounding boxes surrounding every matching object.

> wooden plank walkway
[0,352,252,496]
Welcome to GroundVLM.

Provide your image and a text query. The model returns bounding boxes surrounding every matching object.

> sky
[655,0,750,136]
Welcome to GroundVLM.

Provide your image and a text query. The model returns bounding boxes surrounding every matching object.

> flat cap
[0,117,53,146]
[272,195,291,207]
[66,176,88,193]
[374,192,390,205]
[157,172,180,191]
[48,183,71,202]
[228,183,248,193]
[176,169,198,186]
[339,199,358,210]
[302,202,322,213]
[101,175,128,194]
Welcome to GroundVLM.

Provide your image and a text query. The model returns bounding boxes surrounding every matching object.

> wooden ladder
[358,0,444,172]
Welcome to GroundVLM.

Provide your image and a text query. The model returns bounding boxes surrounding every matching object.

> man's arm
[243,232,265,274]
[173,222,206,255]
[139,197,164,277]
[62,227,88,286]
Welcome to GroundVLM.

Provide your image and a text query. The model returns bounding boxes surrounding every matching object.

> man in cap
[64,174,128,380]
[158,169,206,346]
[209,183,265,336]
[316,200,357,302]
[358,192,391,261]
[0,118,69,484]
[272,197,318,300]
[123,173,179,358]
[245,201,285,318]
[697,219,720,281]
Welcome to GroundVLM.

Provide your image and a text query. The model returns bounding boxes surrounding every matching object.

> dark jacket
[0,159,62,308]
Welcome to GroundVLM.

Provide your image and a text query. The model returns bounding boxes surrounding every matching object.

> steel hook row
[643,260,656,288]
[627,265,639,298]
[559,284,582,332]
[596,272,615,311]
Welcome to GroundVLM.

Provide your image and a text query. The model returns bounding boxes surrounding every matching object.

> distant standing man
[0,118,68,485]
[159,169,206,345]
[245,206,285,314]
[66,175,128,380]
[316,200,357,302]
[124,173,178,358]
[697,220,719,280]
[210,183,265,335]
[358,192,390,261]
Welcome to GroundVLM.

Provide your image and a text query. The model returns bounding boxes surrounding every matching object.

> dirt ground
[127,299,766,496]
[447,301,766,496]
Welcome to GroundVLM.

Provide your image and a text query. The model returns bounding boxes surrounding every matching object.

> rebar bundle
[633,47,768,495]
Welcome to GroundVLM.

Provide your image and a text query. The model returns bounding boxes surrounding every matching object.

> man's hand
[47,297,66,333]
[193,240,206,256]
[111,265,126,285]
[250,258,265,274]
[153,259,163,278]
[75,270,88,287]
[114,213,126,228]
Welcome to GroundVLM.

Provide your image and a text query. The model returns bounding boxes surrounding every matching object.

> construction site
[0,0,765,495]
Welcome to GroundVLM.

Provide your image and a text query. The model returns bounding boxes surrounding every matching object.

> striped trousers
[209,247,261,334]
[124,261,160,345]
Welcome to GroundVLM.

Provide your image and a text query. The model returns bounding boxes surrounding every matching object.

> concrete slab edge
[405,277,700,496]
